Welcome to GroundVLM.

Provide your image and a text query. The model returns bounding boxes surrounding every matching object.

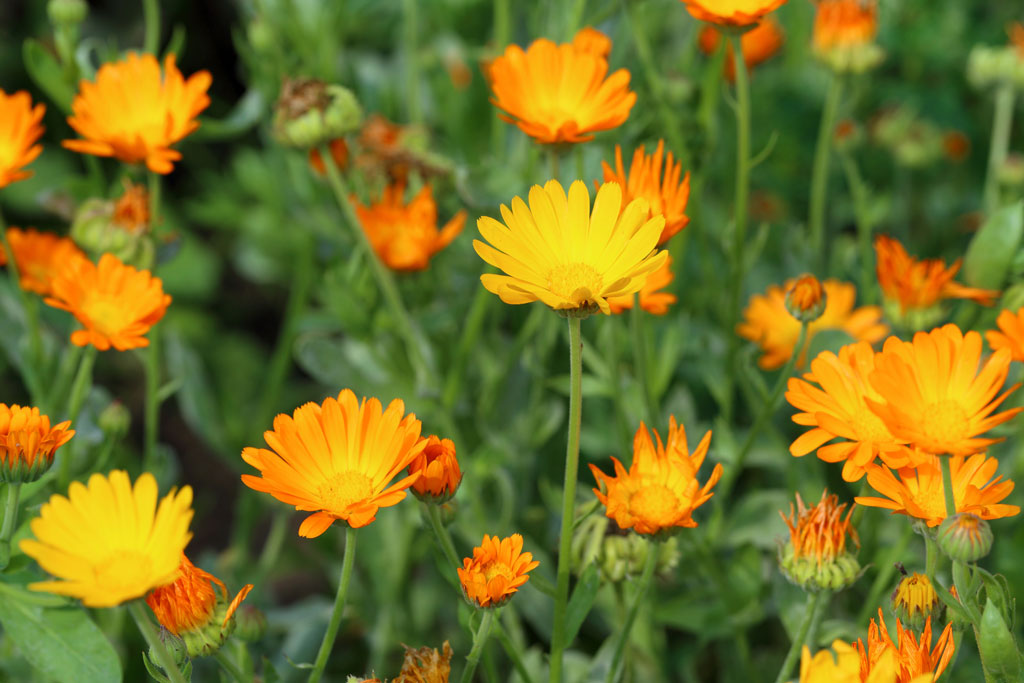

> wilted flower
[600,140,691,245]
[779,490,861,592]
[0,404,73,483]
[458,534,538,608]
[273,77,362,149]
[0,89,45,188]
[393,642,452,683]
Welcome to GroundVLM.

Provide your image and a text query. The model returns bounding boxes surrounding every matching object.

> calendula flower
[45,252,171,351]
[891,573,942,631]
[737,278,888,370]
[986,307,1024,361]
[0,404,74,483]
[785,274,827,322]
[856,453,1019,526]
[487,29,636,144]
[867,325,1022,456]
[408,435,461,503]
[590,418,721,536]
[457,534,538,608]
[698,18,785,81]
[800,639,898,683]
[779,490,861,591]
[0,89,45,188]
[680,0,788,27]
[813,0,878,50]
[856,609,954,683]
[600,140,691,244]
[241,389,426,538]
[607,255,677,315]
[352,183,466,271]
[20,470,194,607]
[63,53,211,174]
[3,228,87,296]
[474,180,667,316]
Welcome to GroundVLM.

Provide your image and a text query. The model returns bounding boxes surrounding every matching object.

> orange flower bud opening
[409,435,462,502]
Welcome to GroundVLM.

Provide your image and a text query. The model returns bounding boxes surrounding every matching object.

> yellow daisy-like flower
[800,639,899,683]
[986,307,1024,362]
[457,533,539,608]
[63,53,211,174]
[0,89,45,188]
[680,0,788,27]
[19,470,194,607]
[606,255,678,315]
[0,404,74,483]
[146,553,253,636]
[241,389,426,538]
[600,140,691,245]
[867,325,1022,456]
[3,227,87,296]
[590,418,722,536]
[474,180,667,315]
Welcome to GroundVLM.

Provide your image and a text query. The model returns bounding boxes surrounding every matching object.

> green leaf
[979,597,1023,682]
[964,201,1024,290]
[22,39,74,113]
[564,563,601,646]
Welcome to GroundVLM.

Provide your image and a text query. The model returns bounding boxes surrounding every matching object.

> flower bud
[98,401,130,438]
[778,491,862,593]
[273,78,362,149]
[573,509,679,583]
[147,632,187,669]
[785,275,826,323]
[232,605,267,642]
[48,0,87,26]
[70,183,155,269]
[818,43,885,74]
[891,571,942,632]
[938,512,993,562]
[408,436,461,504]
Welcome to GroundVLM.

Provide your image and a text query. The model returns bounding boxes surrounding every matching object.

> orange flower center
[919,400,970,448]
[547,263,603,299]
[82,296,133,337]
[481,560,515,584]
[318,471,373,511]
[628,484,680,524]
[94,551,153,593]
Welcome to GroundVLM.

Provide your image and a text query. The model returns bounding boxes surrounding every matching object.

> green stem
[839,152,875,305]
[924,529,939,583]
[773,590,824,683]
[493,618,534,683]
[307,526,357,683]
[128,600,188,683]
[856,523,913,625]
[443,284,492,410]
[256,510,288,580]
[940,454,957,523]
[629,294,657,425]
[606,540,659,683]
[60,345,97,488]
[549,316,584,683]
[491,0,510,156]
[460,610,496,683]
[0,483,22,570]
[402,0,421,124]
[141,0,160,54]
[804,589,829,653]
[143,325,161,472]
[424,503,461,577]
[549,147,560,183]
[983,84,1015,216]
[213,649,247,683]
[0,215,44,403]
[808,75,842,271]
[940,455,977,623]
[46,345,82,418]
[564,0,586,39]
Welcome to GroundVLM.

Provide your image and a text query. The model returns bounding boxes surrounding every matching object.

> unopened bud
[232,605,267,642]
[785,275,826,323]
[48,0,87,26]
[273,78,362,149]
[938,512,993,562]
[98,401,130,438]
[891,571,942,632]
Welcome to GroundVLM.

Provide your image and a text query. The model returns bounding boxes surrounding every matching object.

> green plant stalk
[214,649,247,683]
[443,284,492,410]
[565,0,587,39]
[424,502,461,575]
[128,600,188,683]
[924,530,939,584]
[773,590,824,683]
[402,0,421,124]
[856,523,913,625]
[491,0,510,156]
[982,84,1015,216]
[808,75,842,270]
[549,147,560,182]
[549,316,584,683]
[0,483,22,570]
[308,526,357,683]
[0,212,44,403]
[493,620,535,683]
[256,510,288,580]
[630,294,658,425]
[804,589,830,654]
[461,610,496,683]
[59,345,97,488]
[606,540,659,683]
[142,0,161,54]
[46,345,83,417]
[143,326,161,472]
[940,455,979,625]
[839,152,875,304]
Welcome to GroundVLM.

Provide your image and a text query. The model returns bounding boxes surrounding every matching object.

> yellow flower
[241,389,426,537]
[474,180,668,315]
[3,227,87,296]
[19,470,194,607]
[606,255,678,315]
[0,404,74,483]
[457,534,538,608]
[891,573,941,629]
[600,139,691,245]
[63,53,211,174]
[800,639,899,683]
[681,0,788,27]
[986,306,1024,362]
[408,435,461,503]
[0,89,45,188]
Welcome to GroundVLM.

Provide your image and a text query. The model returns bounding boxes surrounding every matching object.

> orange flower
[786,274,827,322]
[867,325,1022,456]
[856,453,1019,526]
[607,255,678,315]
[855,609,954,683]
[353,183,466,271]
[146,554,253,636]
[737,278,888,370]
[241,389,426,537]
[781,490,858,567]
[680,0,788,27]
[572,26,612,59]
[309,138,349,175]
[590,418,721,536]
[4,228,87,296]
[0,404,74,483]
[457,534,538,608]
[800,639,897,683]
[45,253,171,351]
[786,341,924,482]
[63,53,211,174]
[600,140,691,244]
[408,435,462,503]
[0,89,45,188]
[875,235,998,313]
[487,29,635,144]
[698,18,785,81]
[112,181,151,233]
[986,307,1024,362]
[813,0,878,52]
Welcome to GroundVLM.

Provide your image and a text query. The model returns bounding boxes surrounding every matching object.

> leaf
[978,597,1023,682]
[964,201,1024,290]
[564,563,601,646]
[22,39,74,113]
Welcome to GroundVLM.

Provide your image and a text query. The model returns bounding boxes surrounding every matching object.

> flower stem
[0,212,44,404]
[461,610,496,683]
[59,345,97,488]
[307,526,357,683]
[402,0,421,124]
[983,84,1015,216]
[493,617,535,683]
[549,147,560,183]
[940,454,957,522]
[773,589,824,683]
[424,502,461,578]
[443,284,492,411]
[491,0,510,155]
[0,483,22,570]
[808,75,842,271]
[606,539,659,683]
[128,600,188,683]
[924,528,939,583]
[549,316,584,683]
[939,456,977,622]
[630,294,657,425]
[214,649,248,683]
[143,325,161,473]
[839,152,875,305]
[142,0,161,55]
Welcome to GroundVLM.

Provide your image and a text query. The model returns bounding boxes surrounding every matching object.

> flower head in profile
[698,18,785,81]
[779,490,861,592]
[487,29,635,144]
[475,180,667,316]
[20,471,194,607]
[241,389,426,538]
[0,404,74,483]
[45,252,171,351]
[855,609,954,683]
[3,228,87,296]
[867,325,1022,456]
[112,181,151,233]
[600,140,691,244]
[607,255,677,315]
[680,0,788,27]
[457,534,538,608]
[590,418,721,536]
[408,436,461,503]
[352,183,466,271]
[737,278,888,370]
[986,307,1024,362]
[63,53,211,173]
[812,0,884,72]
[800,639,897,683]
[0,89,45,188]
[891,572,942,631]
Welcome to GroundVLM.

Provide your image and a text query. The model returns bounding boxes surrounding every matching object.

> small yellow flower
[891,572,941,630]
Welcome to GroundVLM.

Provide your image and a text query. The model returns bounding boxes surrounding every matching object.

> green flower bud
[778,491,862,593]
[232,605,267,642]
[891,572,943,632]
[70,184,155,269]
[98,401,130,438]
[937,512,993,562]
[147,632,187,669]
[47,0,87,26]
[818,43,885,74]
[273,78,362,149]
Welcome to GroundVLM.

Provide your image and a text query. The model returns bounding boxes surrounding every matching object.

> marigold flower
[487,29,635,144]
[3,228,87,296]
[590,418,721,536]
[408,436,461,503]
[698,18,785,81]
[20,470,193,607]
[986,307,1024,361]
[607,255,677,315]
[600,140,691,244]
[867,325,1022,456]
[800,639,898,683]
[457,533,538,608]
[352,183,466,271]
[680,0,788,27]
[45,252,171,351]
[0,404,74,483]
[855,609,954,683]
[856,453,1019,526]
[0,89,45,188]
[394,642,452,683]
[737,278,888,370]
[779,490,861,592]
[63,53,211,174]
[813,0,878,51]
[475,180,667,316]
[891,572,942,631]
[241,389,426,538]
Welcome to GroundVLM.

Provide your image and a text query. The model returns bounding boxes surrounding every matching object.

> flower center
[82,295,131,336]
[918,400,970,450]
[317,471,374,513]
[546,263,603,301]
[851,405,892,443]
[93,551,154,595]
[628,484,681,525]
[481,560,515,584]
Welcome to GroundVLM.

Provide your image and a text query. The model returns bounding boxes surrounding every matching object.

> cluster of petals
[986,306,1024,362]
[680,0,788,27]
[855,610,954,683]
[800,639,899,683]
[780,490,858,566]
[0,404,73,476]
[2,227,87,296]
[600,140,691,245]
[875,235,998,313]
[457,534,538,608]
[408,435,462,501]
[813,0,879,51]
[0,89,45,188]
[698,18,786,81]
[607,255,678,315]
[146,553,253,635]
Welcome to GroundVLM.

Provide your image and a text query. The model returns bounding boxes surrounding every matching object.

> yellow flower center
[82,296,131,337]
[850,405,892,443]
[628,484,681,525]
[546,263,603,301]
[481,561,515,584]
[318,471,374,512]
[93,551,154,595]
[919,400,970,448]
